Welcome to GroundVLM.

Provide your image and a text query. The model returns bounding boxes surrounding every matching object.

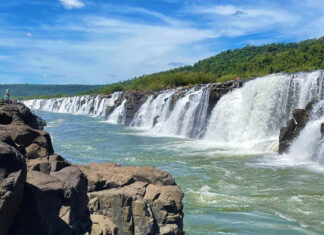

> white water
[24,70,324,156]
[131,86,210,138]
[106,99,127,124]
[287,100,324,164]
[204,71,324,152]
[24,92,122,118]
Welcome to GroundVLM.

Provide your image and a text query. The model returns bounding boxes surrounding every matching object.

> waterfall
[203,71,324,152]
[106,99,127,124]
[130,90,175,130]
[287,100,324,164]
[131,85,211,138]
[24,92,122,117]
[24,70,324,153]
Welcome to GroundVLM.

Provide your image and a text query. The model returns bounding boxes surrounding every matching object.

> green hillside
[0,84,103,99]
[94,36,324,94]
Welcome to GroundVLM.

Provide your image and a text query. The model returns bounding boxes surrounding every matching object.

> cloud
[0,12,217,84]
[1,0,324,84]
[188,4,298,37]
[59,0,84,9]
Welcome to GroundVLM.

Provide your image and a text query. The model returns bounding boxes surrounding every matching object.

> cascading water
[130,90,175,130]
[24,92,122,118]
[24,70,324,153]
[131,85,211,138]
[204,70,324,152]
[287,100,324,164]
[106,99,127,124]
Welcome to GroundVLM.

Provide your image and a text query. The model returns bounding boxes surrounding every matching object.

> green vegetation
[0,84,103,99]
[8,36,324,99]
[94,36,324,94]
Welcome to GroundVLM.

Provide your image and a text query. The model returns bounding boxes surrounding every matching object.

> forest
[11,36,324,98]
[94,36,324,94]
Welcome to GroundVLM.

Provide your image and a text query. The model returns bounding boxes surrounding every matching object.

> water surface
[39,110,324,235]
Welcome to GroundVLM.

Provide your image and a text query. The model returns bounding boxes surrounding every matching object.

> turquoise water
[39,111,324,235]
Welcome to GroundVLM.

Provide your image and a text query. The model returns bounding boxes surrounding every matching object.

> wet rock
[279,107,311,154]
[36,115,47,130]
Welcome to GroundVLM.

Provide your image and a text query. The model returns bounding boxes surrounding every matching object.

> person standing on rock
[4,88,10,103]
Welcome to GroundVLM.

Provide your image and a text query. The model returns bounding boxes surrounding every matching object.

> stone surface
[77,162,175,192]
[0,142,27,235]
[279,107,311,154]
[80,163,184,235]
[12,168,91,235]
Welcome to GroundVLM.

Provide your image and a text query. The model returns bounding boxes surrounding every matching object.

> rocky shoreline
[0,101,184,235]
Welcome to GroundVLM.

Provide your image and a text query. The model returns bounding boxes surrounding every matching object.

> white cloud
[0,14,217,84]
[59,0,84,9]
[189,4,298,37]
[1,1,324,84]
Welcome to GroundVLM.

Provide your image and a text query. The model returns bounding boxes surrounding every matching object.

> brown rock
[0,142,27,235]
[78,163,175,192]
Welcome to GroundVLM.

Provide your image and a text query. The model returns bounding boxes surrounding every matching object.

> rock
[279,107,311,154]
[12,168,91,235]
[36,115,47,130]
[49,154,71,172]
[122,91,152,125]
[91,214,117,235]
[132,199,156,235]
[0,102,40,129]
[0,102,184,235]
[293,109,309,128]
[106,106,115,117]
[89,189,134,234]
[0,142,27,235]
[77,162,175,192]
[27,157,50,173]
[80,162,184,235]
[153,115,160,126]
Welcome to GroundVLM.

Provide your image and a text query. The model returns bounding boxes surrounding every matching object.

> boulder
[77,163,175,192]
[279,107,311,154]
[80,162,184,235]
[0,142,27,235]
[36,115,47,130]
[12,167,91,235]
[0,102,40,129]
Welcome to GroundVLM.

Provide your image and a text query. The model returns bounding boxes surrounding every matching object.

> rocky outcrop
[207,79,244,116]
[107,91,152,125]
[0,101,184,235]
[0,142,27,235]
[0,101,91,234]
[278,104,312,154]
[78,163,184,235]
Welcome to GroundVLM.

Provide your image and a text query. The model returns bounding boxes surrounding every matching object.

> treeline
[93,36,324,94]
[0,84,103,99]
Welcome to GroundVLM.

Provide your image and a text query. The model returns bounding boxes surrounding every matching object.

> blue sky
[0,0,324,84]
